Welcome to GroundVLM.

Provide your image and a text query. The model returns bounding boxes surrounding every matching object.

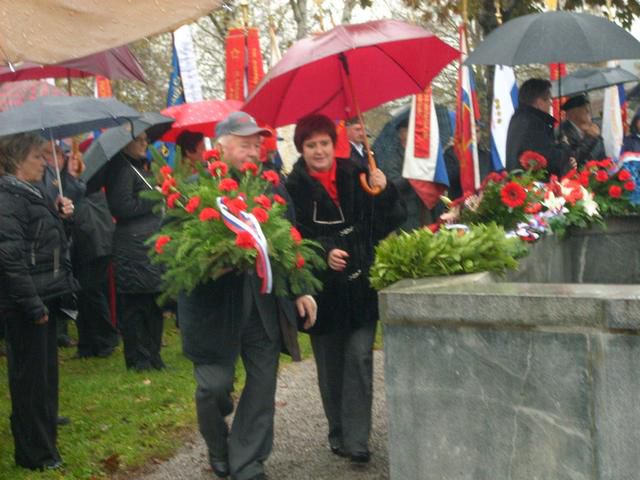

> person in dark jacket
[176,130,205,167]
[0,132,77,471]
[622,112,640,153]
[178,111,317,480]
[104,132,165,371]
[346,117,368,170]
[560,93,606,167]
[285,114,406,465]
[506,78,576,177]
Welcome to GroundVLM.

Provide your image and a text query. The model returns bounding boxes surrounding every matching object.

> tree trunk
[289,0,309,39]
[341,0,358,24]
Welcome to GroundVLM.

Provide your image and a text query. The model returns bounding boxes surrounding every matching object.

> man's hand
[56,196,74,219]
[328,249,349,271]
[583,122,601,137]
[35,313,49,325]
[369,169,387,190]
[295,295,317,330]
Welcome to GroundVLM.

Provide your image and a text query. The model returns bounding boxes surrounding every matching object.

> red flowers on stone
[273,194,287,206]
[167,193,181,209]
[226,197,248,216]
[500,182,527,208]
[252,207,269,223]
[262,170,280,186]
[160,165,173,178]
[254,194,272,210]
[618,169,632,182]
[219,178,239,192]
[235,231,255,249]
[290,226,302,245]
[199,208,221,221]
[624,181,636,191]
[595,170,609,183]
[161,177,177,195]
[240,162,259,176]
[609,185,622,198]
[208,161,228,178]
[185,196,201,213]
[203,149,220,162]
[519,151,547,171]
[155,235,171,254]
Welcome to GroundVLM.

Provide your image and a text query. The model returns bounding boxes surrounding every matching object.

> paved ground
[135,351,388,480]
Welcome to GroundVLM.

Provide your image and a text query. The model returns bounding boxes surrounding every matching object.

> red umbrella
[160,99,243,142]
[242,19,458,194]
[0,46,146,83]
[0,81,67,111]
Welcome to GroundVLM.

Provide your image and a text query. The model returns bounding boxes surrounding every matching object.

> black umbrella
[81,111,174,183]
[551,66,639,97]
[466,11,640,66]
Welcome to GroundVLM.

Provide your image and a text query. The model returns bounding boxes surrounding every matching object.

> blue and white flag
[490,65,518,171]
[602,61,624,161]
[167,44,185,107]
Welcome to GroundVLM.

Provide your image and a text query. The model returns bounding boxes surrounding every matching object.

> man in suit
[560,93,606,167]
[346,117,368,170]
[177,111,317,480]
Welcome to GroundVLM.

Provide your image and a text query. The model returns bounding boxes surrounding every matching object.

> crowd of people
[0,74,636,478]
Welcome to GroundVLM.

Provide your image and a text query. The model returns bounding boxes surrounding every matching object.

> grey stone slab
[384,325,593,480]
[591,333,640,480]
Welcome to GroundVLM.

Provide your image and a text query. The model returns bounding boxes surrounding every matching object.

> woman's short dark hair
[294,114,337,153]
[176,130,204,154]
[518,78,552,107]
[0,133,46,176]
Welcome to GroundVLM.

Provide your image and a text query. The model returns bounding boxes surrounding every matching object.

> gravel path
[135,351,388,480]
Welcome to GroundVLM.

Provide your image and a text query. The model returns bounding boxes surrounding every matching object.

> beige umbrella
[0,0,222,65]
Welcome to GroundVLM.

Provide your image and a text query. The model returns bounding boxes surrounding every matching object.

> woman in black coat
[0,132,77,471]
[285,114,406,464]
[104,132,165,371]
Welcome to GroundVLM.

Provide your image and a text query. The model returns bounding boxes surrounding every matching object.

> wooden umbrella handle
[359,148,382,195]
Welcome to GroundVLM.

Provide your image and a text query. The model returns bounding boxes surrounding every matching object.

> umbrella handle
[358,149,383,196]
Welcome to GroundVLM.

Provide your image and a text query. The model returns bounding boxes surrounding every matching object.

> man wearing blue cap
[177,111,317,480]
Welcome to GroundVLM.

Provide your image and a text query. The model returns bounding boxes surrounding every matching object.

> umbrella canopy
[550,66,639,97]
[0,80,67,111]
[160,99,243,142]
[465,11,640,66]
[0,0,222,65]
[0,45,146,83]
[0,95,140,139]
[82,112,174,182]
[243,19,459,128]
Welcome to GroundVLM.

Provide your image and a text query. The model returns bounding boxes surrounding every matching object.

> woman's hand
[56,196,75,219]
[295,295,317,330]
[328,249,349,271]
[369,169,387,191]
[34,313,49,325]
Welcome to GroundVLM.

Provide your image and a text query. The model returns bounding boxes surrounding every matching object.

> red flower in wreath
[219,178,239,192]
[240,162,259,176]
[226,197,248,216]
[167,192,181,209]
[199,207,221,221]
[262,170,280,187]
[290,226,302,245]
[251,207,269,223]
[524,202,542,214]
[185,196,201,213]
[161,177,177,195]
[155,235,171,254]
[203,149,220,162]
[254,194,272,210]
[519,150,547,171]
[578,171,590,187]
[500,182,527,208]
[609,185,622,198]
[295,253,305,269]
[624,181,636,191]
[599,158,614,169]
[273,194,287,206]
[618,169,632,182]
[235,231,255,249]
[595,170,609,182]
[585,160,600,170]
[208,161,228,178]
[159,165,173,178]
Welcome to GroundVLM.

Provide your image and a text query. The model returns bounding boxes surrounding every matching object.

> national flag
[167,43,185,107]
[603,61,624,161]
[490,65,518,171]
[453,24,480,194]
[549,63,566,120]
[619,83,628,136]
[173,25,203,104]
[402,85,449,209]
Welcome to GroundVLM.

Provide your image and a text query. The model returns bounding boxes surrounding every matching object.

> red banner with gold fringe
[226,28,246,101]
[413,86,431,158]
[246,28,264,95]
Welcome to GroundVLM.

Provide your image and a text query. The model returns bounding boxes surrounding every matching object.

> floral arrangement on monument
[145,149,325,301]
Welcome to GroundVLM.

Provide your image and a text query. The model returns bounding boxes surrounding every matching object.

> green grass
[0,319,380,479]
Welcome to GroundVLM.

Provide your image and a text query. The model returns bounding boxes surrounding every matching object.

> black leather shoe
[330,445,349,457]
[57,416,71,426]
[350,451,371,464]
[211,460,230,478]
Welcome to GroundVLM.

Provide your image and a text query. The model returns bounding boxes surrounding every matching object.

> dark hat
[215,111,272,138]
[561,93,590,111]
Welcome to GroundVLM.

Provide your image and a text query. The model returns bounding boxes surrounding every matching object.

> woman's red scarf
[308,158,339,205]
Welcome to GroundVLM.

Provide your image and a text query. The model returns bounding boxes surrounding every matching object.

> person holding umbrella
[0,132,77,471]
[103,131,165,371]
[285,114,406,465]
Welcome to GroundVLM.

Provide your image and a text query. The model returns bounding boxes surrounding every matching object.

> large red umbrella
[242,19,458,194]
[0,46,146,83]
[160,99,243,142]
[0,81,67,111]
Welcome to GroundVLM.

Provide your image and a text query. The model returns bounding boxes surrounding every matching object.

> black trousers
[4,305,61,469]
[75,257,119,357]
[117,293,163,370]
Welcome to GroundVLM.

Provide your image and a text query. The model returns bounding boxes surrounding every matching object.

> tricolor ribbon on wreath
[217,196,273,294]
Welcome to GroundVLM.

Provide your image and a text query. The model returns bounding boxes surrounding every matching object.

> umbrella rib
[369,44,423,88]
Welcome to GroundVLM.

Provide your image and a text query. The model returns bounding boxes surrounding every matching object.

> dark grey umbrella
[81,111,174,182]
[551,66,639,97]
[466,11,640,66]
[0,95,140,138]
